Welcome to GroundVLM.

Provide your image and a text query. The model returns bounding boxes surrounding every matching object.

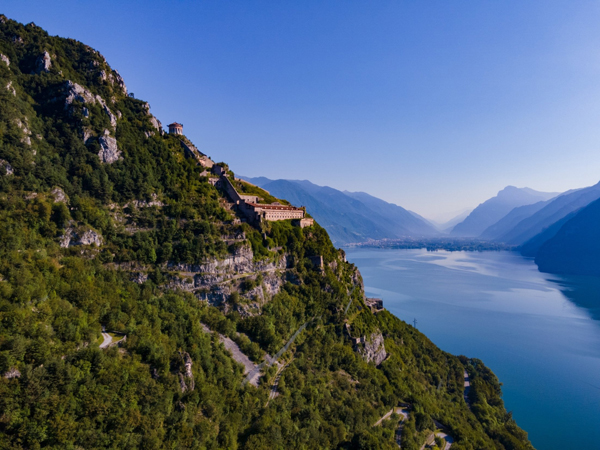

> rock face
[15,119,31,146]
[64,80,96,105]
[34,51,51,73]
[1,53,9,66]
[167,245,287,310]
[98,130,121,163]
[112,70,127,96]
[6,81,15,96]
[63,81,118,130]
[3,367,21,379]
[149,116,162,131]
[51,187,68,203]
[60,228,103,248]
[178,352,195,393]
[0,159,13,175]
[357,331,387,365]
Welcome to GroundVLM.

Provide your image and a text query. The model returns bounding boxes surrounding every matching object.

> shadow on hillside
[548,274,600,322]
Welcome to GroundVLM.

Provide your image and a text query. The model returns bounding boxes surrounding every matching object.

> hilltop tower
[168,122,183,135]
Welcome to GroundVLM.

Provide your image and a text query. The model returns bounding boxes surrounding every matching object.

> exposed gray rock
[34,51,51,73]
[149,116,162,131]
[127,193,164,208]
[60,228,103,248]
[0,159,13,176]
[177,352,195,393]
[51,187,68,203]
[63,81,117,129]
[131,272,149,284]
[82,106,89,117]
[95,95,117,128]
[15,119,31,146]
[4,367,21,379]
[79,229,103,246]
[144,131,155,138]
[98,130,121,163]
[99,69,107,81]
[178,373,188,393]
[82,127,93,143]
[6,81,16,96]
[1,53,9,66]
[64,80,96,105]
[12,36,23,44]
[357,331,387,365]
[112,70,127,95]
[196,285,230,306]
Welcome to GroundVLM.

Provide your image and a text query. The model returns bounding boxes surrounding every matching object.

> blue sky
[5,1,600,220]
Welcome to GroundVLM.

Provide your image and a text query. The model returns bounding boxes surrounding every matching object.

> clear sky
[4,1,600,220]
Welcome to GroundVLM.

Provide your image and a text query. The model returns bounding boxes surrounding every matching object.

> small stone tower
[168,122,183,135]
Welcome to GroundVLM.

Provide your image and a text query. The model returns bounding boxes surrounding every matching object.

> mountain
[479,200,551,240]
[242,177,439,244]
[535,197,600,276]
[496,181,600,245]
[0,16,534,450]
[433,209,472,232]
[450,186,559,237]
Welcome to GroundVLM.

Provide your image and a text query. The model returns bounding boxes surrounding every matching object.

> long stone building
[218,174,312,226]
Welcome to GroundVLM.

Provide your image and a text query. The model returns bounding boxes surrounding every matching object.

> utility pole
[413,318,417,328]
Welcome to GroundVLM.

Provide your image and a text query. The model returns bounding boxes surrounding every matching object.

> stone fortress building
[170,121,314,227]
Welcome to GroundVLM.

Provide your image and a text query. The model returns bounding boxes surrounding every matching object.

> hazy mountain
[435,209,472,232]
[519,210,580,257]
[496,181,600,245]
[479,200,551,240]
[535,198,600,276]
[451,186,559,237]
[241,177,439,244]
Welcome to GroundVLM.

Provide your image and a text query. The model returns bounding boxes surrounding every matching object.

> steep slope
[343,190,438,235]
[0,17,534,450]
[435,209,472,232]
[243,177,438,244]
[497,181,600,245]
[519,210,579,257]
[535,198,600,276]
[480,200,551,240]
[451,186,558,237]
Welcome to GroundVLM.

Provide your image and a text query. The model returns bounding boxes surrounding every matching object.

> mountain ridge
[0,16,535,450]
[450,186,559,237]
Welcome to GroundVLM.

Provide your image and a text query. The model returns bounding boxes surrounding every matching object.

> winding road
[265,363,287,406]
[99,328,112,349]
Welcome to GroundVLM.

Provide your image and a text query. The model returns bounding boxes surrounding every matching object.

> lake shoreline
[345,248,600,450]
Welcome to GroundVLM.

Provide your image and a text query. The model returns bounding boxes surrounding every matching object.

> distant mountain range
[450,186,559,237]
[535,197,600,276]
[240,176,439,244]
[449,181,600,276]
[243,175,600,277]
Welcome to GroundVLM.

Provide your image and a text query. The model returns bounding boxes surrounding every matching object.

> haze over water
[345,248,600,450]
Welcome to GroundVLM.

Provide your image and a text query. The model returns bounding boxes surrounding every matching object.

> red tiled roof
[168,122,183,128]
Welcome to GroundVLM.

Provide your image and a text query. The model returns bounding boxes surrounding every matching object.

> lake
[344,248,600,450]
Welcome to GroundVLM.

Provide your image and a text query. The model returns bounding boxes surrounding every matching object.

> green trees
[0,15,535,450]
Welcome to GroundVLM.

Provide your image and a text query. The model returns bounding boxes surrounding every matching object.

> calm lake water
[345,248,600,450]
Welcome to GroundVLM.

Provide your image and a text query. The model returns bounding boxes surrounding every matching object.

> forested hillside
[0,17,534,449]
